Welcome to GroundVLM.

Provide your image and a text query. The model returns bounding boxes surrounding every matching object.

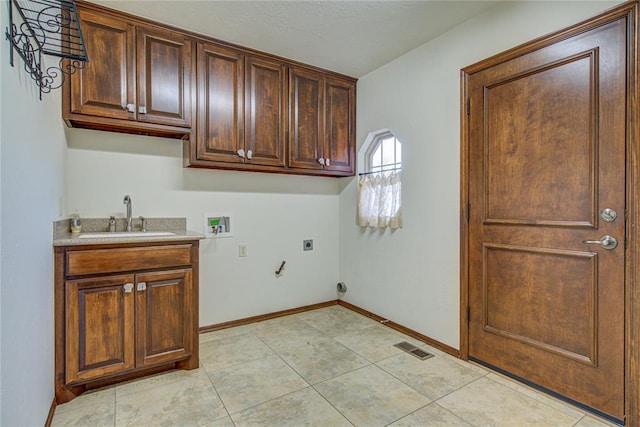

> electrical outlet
[303,239,313,251]
[239,244,248,257]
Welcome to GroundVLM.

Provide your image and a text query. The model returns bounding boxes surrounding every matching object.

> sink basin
[78,231,176,239]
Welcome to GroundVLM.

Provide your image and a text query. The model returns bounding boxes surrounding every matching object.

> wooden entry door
[464,10,630,421]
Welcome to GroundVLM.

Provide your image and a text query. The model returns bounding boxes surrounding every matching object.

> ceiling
[88,0,499,77]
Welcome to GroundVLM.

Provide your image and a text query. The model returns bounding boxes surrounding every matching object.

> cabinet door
[288,67,324,170]
[136,269,192,367]
[65,275,135,384]
[196,43,245,163]
[70,10,136,120]
[137,26,193,127]
[245,56,287,167]
[324,76,356,173]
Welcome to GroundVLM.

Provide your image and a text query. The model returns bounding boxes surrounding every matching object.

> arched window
[365,131,402,173]
[357,130,403,229]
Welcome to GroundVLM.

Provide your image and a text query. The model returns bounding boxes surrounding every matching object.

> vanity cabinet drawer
[66,244,192,275]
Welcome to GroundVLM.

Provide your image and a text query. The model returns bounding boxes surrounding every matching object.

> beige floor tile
[116,367,209,398]
[115,375,228,426]
[54,386,115,415]
[231,387,351,427]
[200,323,257,343]
[315,364,431,426]
[279,337,369,384]
[254,320,329,352]
[334,325,418,362]
[51,305,610,427]
[377,351,486,400]
[52,402,115,427]
[486,372,585,419]
[575,415,619,427]
[298,306,380,337]
[208,355,308,413]
[437,377,582,426]
[201,416,236,427]
[252,314,308,331]
[389,402,473,427]
[200,332,274,371]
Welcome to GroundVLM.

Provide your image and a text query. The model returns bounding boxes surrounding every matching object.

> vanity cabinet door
[135,269,193,367]
[65,275,136,384]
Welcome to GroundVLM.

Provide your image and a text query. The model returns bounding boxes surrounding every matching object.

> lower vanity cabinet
[55,241,199,403]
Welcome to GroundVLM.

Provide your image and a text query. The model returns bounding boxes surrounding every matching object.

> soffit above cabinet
[85,0,498,77]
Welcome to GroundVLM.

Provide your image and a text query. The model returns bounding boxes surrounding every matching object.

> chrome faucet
[123,195,132,232]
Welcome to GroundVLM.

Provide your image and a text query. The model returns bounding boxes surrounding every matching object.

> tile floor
[52,305,617,426]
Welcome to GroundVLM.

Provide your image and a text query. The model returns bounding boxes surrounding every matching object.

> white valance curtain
[357,171,402,229]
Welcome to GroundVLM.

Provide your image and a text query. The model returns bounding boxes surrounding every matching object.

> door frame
[459,2,639,424]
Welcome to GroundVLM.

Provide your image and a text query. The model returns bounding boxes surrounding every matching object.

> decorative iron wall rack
[5,0,88,99]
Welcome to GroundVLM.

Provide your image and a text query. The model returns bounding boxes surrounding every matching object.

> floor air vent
[394,341,434,360]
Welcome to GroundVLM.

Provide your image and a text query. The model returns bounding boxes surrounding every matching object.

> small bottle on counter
[70,213,82,233]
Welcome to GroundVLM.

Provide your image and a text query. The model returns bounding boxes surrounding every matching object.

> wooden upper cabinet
[194,48,286,168]
[64,4,193,137]
[69,10,136,121]
[245,56,287,167]
[289,67,324,170]
[137,26,193,128]
[66,1,356,176]
[324,76,355,174]
[196,42,245,163]
[289,67,356,175]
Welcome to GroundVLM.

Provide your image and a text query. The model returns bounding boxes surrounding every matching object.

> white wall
[1,2,68,424]
[66,129,340,327]
[338,1,622,349]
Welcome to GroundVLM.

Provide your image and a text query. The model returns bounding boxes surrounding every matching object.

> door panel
[483,244,597,364]
[485,53,596,227]
[467,18,626,419]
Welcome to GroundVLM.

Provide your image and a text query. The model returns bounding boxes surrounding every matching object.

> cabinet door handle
[126,103,135,113]
[237,149,245,158]
[246,150,253,160]
[318,158,325,166]
[325,158,331,166]
[124,283,133,293]
[137,282,147,291]
[138,106,147,114]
